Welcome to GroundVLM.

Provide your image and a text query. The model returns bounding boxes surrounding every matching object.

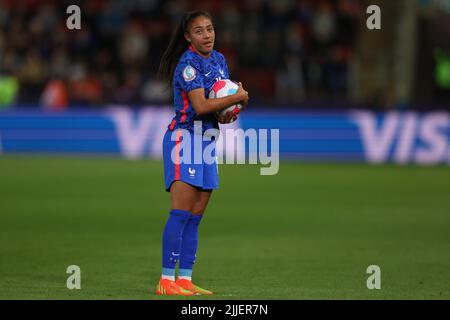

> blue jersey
[168,46,229,132]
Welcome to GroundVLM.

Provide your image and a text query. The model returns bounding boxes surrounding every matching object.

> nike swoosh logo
[171,252,180,256]
[204,71,212,77]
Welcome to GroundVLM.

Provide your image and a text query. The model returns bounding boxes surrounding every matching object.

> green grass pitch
[0,156,449,299]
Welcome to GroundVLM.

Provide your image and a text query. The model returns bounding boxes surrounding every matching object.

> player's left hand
[218,111,237,124]
[237,82,249,109]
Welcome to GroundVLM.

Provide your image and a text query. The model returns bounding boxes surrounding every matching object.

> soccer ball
[208,79,242,123]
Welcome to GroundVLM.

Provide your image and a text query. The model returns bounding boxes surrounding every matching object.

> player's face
[186,16,215,57]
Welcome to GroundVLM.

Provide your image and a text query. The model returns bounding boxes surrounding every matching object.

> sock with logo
[179,214,203,280]
[161,209,191,281]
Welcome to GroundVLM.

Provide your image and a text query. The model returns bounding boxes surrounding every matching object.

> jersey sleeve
[176,60,204,92]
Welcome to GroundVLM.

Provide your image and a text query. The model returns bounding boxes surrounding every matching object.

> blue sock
[179,214,203,277]
[162,209,191,279]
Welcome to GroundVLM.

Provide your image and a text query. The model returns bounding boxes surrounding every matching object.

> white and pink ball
[208,79,242,123]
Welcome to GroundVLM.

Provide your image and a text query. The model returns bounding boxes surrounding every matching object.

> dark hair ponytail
[158,11,212,88]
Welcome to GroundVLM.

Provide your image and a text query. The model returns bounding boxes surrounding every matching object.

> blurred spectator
[141,77,171,103]
[0,73,18,109]
[40,77,68,111]
[276,53,305,102]
[0,0,364,107]
[118,21,149,67]
[17,49,47,103]
[114,69,141,103]
[68,63,103,105]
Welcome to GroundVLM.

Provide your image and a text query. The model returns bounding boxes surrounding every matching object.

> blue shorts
[163,128,219,192]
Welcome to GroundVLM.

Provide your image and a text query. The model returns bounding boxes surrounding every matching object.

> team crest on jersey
[183,65,196,82]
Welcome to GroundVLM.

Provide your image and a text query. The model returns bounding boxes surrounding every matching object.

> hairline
[187,15,213,32]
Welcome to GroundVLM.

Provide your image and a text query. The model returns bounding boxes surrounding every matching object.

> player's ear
[184,33,191,43]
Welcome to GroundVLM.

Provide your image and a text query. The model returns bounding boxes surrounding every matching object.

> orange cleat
[155,278,194,296]
[176,278,213,295]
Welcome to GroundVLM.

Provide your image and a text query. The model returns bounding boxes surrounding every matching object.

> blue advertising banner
[0,107,449,165]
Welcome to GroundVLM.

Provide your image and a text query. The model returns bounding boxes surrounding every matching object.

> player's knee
[191,209,205,215]
[172,204,195,212]
[191,203,207,215]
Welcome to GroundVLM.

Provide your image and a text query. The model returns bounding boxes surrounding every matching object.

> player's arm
[188,83,248,116]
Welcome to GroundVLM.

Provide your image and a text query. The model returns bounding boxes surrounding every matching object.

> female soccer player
[156,11,249,296]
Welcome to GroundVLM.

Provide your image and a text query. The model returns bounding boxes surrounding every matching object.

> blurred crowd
[0,0,363,109]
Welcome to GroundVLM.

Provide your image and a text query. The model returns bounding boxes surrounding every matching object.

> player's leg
[158,129,215,295]
[191,190,212,215]
[157,181,199,296]
[177,189,214,295]
[179,189,212,273]
[162,181,198,278]
[170,181,200,212]
[157,127,199,295]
